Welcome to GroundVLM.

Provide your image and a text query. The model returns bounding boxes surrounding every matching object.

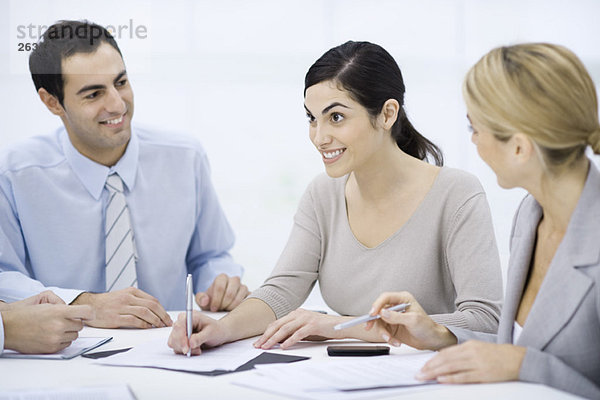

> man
[0,20,249,328]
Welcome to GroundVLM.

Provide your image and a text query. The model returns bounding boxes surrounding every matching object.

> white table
[0,312,582,399]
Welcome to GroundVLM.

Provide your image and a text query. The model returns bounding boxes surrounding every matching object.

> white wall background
[1,0,600,304]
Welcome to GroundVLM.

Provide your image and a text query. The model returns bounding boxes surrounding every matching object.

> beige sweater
[250,167,503,333]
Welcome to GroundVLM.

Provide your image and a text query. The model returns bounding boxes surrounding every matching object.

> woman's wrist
[218,316,239,344]
[328,316,351,340]
[431,324,458,350]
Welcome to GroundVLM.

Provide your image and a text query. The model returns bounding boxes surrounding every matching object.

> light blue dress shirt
[0,127,243,310]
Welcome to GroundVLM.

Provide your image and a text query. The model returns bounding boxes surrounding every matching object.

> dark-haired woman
[167,41,502,354]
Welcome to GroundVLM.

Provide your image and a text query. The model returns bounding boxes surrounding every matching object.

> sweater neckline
[340,166,446,250]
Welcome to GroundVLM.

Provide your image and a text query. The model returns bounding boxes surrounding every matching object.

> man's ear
[38,88,65,116]
[379,99,400,130]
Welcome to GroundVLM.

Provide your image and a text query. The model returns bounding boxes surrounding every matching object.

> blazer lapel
[497,197,541,343]
[517,162,600,349]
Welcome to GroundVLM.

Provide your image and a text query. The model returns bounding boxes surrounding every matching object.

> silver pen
[333,303,410,330]
[185,274,193,357]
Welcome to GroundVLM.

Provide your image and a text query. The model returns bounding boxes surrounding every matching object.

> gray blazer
[450,162,600,399]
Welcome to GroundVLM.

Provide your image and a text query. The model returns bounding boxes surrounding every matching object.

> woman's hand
[366,291,457,350]
[167,311,230,355]
[417,341,526,383]
[253,309,344,350]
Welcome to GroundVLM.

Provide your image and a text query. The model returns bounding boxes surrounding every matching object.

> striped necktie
[104,173,138,291]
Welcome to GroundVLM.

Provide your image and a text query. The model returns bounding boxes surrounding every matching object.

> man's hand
[0,290,65,311]
[195,274,249,312]
[2,304,93,354]
[71,287,172,329]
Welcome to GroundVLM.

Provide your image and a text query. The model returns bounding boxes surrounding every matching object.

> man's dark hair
[29,20,123,106]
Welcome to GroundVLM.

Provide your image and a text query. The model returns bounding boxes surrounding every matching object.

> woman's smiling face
[304,80,389,178]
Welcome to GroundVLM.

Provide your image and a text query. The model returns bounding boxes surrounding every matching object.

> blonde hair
[463,43,600,166]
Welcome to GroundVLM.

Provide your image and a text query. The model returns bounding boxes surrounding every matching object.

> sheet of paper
[233,373,438,400]
[232,351,438,400]
[257,351,436,390]
[0,384,135,400]
[97,336,263,372]
[1,337,112,360]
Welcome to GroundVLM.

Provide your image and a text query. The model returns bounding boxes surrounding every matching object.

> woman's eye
[468,124,477,134]
[331,113,344,123]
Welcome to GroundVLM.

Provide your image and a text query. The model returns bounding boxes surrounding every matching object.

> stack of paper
[232,351,438,400]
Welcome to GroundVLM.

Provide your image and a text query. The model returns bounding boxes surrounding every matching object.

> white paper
[1,337,112,360]
[232,352,438,400]
[233,373,437,400]
[0,384,134,400]
[97,336,262,372]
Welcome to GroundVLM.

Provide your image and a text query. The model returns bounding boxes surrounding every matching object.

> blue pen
[185,274,193,357]
[333,303,410,330]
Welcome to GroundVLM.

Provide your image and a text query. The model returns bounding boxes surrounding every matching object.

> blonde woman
[367,43,600,398]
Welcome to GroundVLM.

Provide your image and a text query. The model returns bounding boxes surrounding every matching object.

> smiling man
[0,20,249,328]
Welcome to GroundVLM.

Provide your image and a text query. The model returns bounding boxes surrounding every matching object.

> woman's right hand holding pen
[168,312,230,355]
[365,291,457,351]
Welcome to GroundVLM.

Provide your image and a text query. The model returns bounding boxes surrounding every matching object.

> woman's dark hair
[29,20,123,106]
[304,41,443,166]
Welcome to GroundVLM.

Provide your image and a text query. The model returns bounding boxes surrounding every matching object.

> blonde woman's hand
[417,341,526,383]
[366,291,457,351]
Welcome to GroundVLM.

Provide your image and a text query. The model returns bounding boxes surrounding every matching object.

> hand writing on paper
[417,341,526,383]
[168,312,229,355]
[195,274,249,312]
[71,287,172,329]
[252,309,344,350]
[366,291,457,351]
[2,304,93,354]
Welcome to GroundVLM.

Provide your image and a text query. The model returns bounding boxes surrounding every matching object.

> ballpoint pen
[186,274,193,357]
[333,303,410,330]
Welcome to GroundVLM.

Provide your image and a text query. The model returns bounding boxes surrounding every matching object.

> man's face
[59,42,134,165]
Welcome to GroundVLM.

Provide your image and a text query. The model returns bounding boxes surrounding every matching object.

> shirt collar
[60,128,139,200]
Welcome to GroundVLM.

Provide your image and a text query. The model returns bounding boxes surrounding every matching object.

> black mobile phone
[327,345,390,357]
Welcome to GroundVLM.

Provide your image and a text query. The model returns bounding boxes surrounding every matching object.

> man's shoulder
[0,129,65,174]
[134,126,207,157]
